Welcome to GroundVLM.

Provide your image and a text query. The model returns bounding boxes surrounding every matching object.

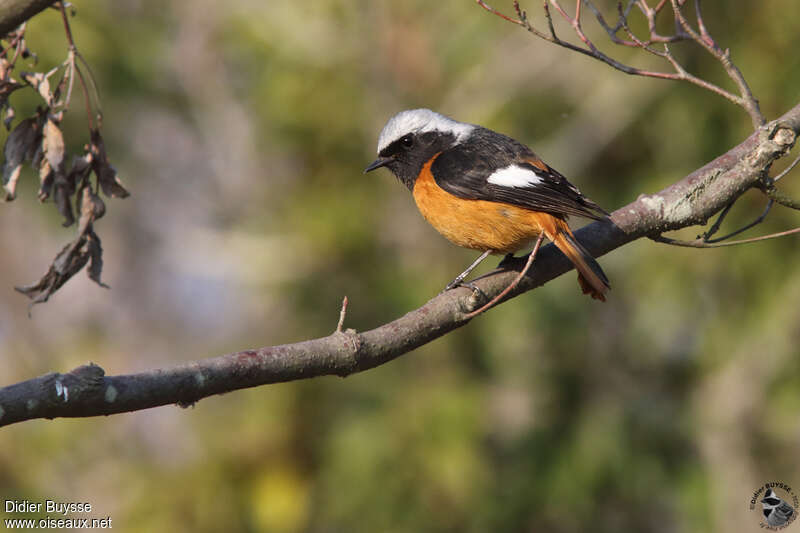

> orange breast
[412,154,546,254]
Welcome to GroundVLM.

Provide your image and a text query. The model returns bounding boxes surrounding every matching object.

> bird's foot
[441,279,487,300]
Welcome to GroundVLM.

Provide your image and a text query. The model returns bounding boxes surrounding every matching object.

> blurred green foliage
[1,1,800,532]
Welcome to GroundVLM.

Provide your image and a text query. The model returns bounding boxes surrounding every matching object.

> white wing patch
[377,109,475,153]
[486,165,544,188]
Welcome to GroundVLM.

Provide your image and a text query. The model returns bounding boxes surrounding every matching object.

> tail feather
[549,224,610,302]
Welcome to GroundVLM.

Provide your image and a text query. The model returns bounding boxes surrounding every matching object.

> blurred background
[2,1,800,531]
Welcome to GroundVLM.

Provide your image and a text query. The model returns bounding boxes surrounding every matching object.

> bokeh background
[2,1,800,531]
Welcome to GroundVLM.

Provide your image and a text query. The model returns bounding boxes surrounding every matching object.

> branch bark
[1,103,798,428]
[0,0,56,37]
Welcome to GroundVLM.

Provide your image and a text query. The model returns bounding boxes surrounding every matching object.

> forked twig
[773,152,800,183]
[654,183,800,249]
[476,0,765,127]
[59,2,100,129]
[0,23,28,66]
[475,0,524,25]
[653,198,774,248]
[703,199,773,243]
[668,0,763,127]
[700,201,734,241]
[650,226,800,248]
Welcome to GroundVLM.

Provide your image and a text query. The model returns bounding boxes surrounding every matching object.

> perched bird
[365,109,610,308]
[761,488,795,527]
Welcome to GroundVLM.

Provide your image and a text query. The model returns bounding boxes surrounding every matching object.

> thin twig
[635,0,688,43]
[550,0,598,54]
[669,0,764,127]
[62,52,75,108]
[618,12,747,107]
[619,15,672,56]
[703,199,773,243]
[74,49,102,122]
[72,62,93,129]
[651,226,800,248]
[0,24,26,62]
[700,201,734,240]
[475,0,524,25]
[765,187,800,211]
[584,0,639,47]
[543,2,560,41]
[478,0,764,127]
[58,2,95,129]
[773,152,800,182]
[336,296,348,333]
[512,1,552,40]
[539,1,679,78]
[58,2,75,49]
[464,233,545,318]
[694,0,713,47]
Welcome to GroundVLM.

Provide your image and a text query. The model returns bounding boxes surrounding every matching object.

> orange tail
[539,216,610,301]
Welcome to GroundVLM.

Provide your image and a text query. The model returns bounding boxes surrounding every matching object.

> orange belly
[412,154,546,254]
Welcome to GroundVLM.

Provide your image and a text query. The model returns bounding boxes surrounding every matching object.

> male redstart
[365,109,610,305]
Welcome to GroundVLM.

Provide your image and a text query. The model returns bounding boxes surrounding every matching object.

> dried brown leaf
[2,117,39,199]
[42,117,65,171]
[86,230,107,288]
[0,78,21,96]
[21,68,56,106]
[77,183,105,233]
[4,105,16,130]
[15,224,109,305]
[64,153,91,193]
[4,164,21,200]
[69,153,91,177]
[3,117,37,173]
[96,162,129,198]
[15,237,90,305]
[90,128,129,198]
[40,118,76,225]
[52,177,74,227]
[38,158,53,201]
[30,134,42,168]
[0,74,22,91]
[0,79,22,128]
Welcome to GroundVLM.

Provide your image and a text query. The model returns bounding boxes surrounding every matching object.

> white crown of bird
[376,109,475,154]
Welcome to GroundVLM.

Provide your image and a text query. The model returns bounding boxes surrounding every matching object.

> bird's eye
[401,135,414,148]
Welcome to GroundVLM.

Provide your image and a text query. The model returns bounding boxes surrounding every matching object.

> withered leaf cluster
[1,24,129,307]
[0,27,32,129]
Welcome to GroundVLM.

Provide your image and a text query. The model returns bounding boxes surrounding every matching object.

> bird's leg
[442,249,493,293]
[464,232,545,319]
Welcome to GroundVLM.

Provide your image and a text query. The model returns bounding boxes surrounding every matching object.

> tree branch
[0,0,56,37]
[1,103,798,428]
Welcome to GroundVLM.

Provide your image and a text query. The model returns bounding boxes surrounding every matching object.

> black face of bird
[365,130,457,191]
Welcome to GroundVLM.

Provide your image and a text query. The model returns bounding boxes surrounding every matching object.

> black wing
[430,129,608,220]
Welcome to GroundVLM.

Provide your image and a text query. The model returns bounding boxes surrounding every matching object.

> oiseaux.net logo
[751,482,798,530]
